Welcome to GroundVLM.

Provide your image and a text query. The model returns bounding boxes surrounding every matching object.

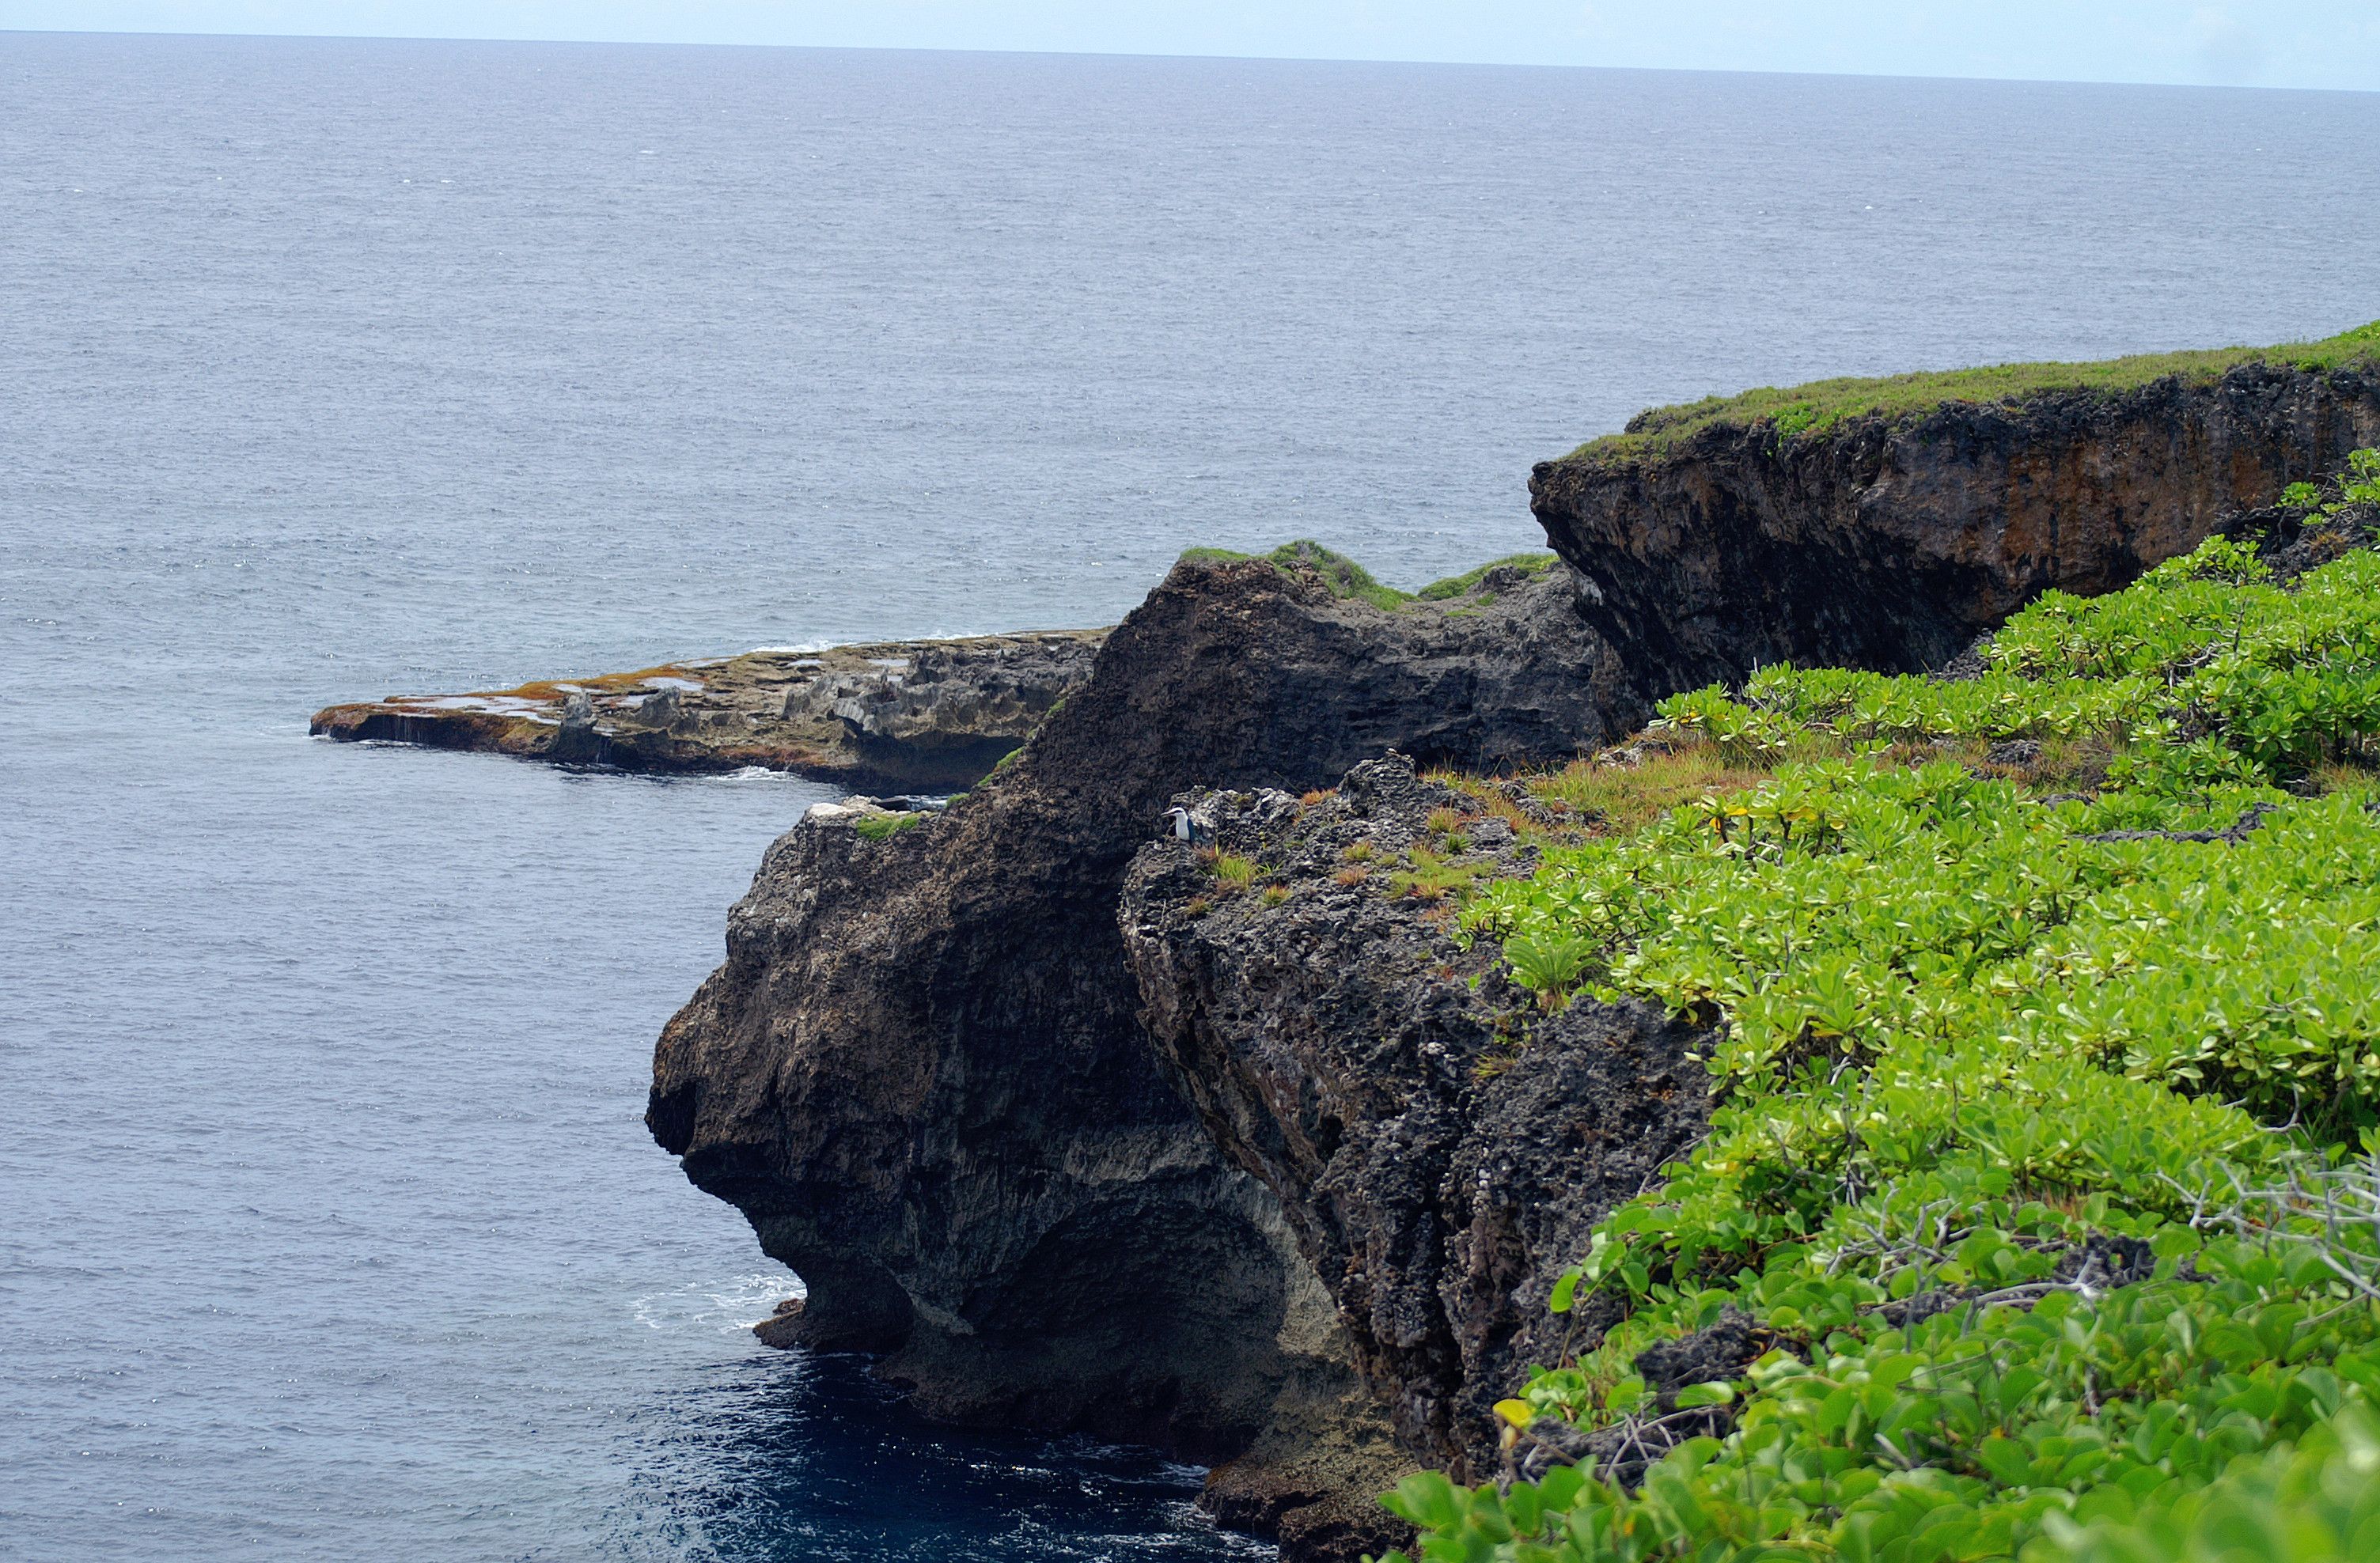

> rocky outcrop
[309,630,1105,792]
[1120,758,1712,1482]
[1533,362,2380,691]
[646,554,1635,1554]
[635,360,2380,1556]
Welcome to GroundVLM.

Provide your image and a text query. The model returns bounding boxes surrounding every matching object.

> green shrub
[2029,1403,2380,1563]
[2288,447,2380,521]
[853,811,922,842]
[1504,931,1598,1009]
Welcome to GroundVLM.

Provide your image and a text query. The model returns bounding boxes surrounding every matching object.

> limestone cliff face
[1533,363,2380,690]
[646,556,1635,1553]
[1120,759,1711,1483]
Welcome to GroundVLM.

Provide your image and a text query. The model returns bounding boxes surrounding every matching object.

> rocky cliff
[1120,758,1711,1482]
[1533,360,2380,691]
[646,340,2380,1560]
[309,629,1104,792]
[646,554,1635,1556]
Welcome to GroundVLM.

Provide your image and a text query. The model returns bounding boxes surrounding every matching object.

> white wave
[632,1270,805,1334]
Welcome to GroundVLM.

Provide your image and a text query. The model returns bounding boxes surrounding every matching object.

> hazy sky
[6,2,2378,91]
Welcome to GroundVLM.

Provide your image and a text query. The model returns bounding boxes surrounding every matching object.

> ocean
[3,28,2374,1561]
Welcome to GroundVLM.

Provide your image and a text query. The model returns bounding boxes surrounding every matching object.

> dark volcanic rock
[1514,1306,1776,1487]
[2254,500,2380,583]
[646,555,1635,1548]
[1120,756,1714,1480]
[1533,363,2380,693]
[780,633,1111,783]
[635,373,2380,1554]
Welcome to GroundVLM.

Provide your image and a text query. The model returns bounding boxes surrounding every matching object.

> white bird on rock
[1164,806,1215,849]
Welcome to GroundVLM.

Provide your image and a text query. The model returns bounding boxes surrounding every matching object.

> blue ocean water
[2,28,2375,1561]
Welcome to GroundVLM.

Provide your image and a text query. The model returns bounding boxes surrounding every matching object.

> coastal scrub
[1377,470,2380,1563]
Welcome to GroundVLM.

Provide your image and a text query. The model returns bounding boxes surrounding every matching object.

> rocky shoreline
[309,628,1105,793]
[291,339,2380,1558]
[630,351,2380,1561]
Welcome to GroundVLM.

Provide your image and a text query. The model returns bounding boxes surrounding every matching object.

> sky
[4,1,2378,92]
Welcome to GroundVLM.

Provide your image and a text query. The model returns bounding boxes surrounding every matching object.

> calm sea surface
[3,29,2375,1561]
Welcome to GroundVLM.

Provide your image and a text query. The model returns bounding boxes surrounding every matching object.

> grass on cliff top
[1412,551,1561,601]
[1176,541,1558,610]
[1177,540,1412,609]
[1566,316,2380,467]
[1378,481,2380,1563]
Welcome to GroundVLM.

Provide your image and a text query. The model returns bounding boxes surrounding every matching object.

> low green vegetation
[1569,319,2380,465]
[1176,542,1562,611]
[1177,539,1415,610]
[1210,850,1260,888]
[1374,464,2380,1562]
[1391,842,1483,903]
[1416,552,1562,601]
[2039,1406,2380,1562]
[853,811,923,842]
[2280,446,2380,519]
[1525,745,1779,834]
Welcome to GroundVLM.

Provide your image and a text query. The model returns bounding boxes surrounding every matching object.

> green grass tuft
[1265,540,1412,609]
[1414,551,1561,601]
[1175,539,1412,609]
[1209,852,1259,887]
[1567,318,2380,465]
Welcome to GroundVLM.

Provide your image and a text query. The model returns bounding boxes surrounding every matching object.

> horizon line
[5,25,2374,97]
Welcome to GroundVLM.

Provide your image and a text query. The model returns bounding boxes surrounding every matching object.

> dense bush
[1378,491,2380,1562]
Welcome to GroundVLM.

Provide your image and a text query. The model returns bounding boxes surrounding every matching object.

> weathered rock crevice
[1120,759,1713,1482]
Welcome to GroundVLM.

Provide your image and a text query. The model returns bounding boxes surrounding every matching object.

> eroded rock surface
[646,555,1635,1554]
[628,372,2380,1557]
[1120,758,1712,1482]
[309,629,1105,791]
[1534,363,2380,692]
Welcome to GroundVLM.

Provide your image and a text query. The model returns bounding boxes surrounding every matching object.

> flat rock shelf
[309,629,1108,792]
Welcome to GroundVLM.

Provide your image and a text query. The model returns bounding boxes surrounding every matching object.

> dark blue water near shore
[3,28,2376,1561]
